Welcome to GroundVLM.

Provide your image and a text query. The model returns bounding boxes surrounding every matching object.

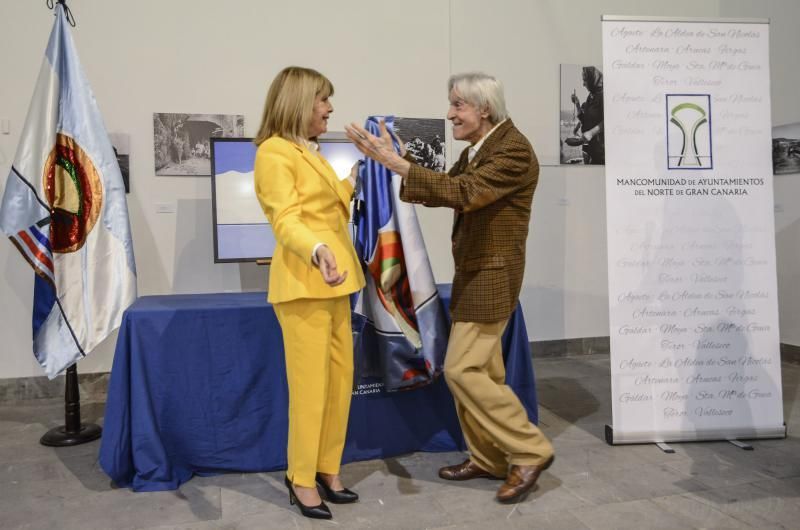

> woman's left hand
[315,245,348,286]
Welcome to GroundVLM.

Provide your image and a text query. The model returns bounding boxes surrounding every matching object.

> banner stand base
[728,439,754,451]
[605,423,786,446]
[655,442,675,454]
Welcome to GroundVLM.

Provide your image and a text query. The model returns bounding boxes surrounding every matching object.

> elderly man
[346,72,553,503]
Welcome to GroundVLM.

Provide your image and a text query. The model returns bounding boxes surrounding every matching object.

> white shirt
[468,119,507,163]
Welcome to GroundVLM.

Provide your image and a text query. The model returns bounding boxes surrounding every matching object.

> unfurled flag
[0,5,137,378]
[353,116,449,392]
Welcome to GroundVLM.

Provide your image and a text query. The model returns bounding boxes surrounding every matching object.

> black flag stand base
[40,364,101,447]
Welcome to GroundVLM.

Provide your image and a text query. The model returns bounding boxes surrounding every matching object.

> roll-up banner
[602,16,785,444]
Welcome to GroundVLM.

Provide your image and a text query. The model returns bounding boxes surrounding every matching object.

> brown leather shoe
[438,459,503,481]
[495,456,554,503]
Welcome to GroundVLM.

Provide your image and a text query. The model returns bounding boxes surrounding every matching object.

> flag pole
[40,364,101,446]
[34,0,98,448]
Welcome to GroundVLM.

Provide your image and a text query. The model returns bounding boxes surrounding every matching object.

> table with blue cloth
[99,285,539,492]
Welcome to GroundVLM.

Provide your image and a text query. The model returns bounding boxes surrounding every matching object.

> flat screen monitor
[210,135,361,263]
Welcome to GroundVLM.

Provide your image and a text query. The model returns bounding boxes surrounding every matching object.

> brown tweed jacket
[400,119,539,322]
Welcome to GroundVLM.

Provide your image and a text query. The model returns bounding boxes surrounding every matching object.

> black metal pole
[40,364,101,446]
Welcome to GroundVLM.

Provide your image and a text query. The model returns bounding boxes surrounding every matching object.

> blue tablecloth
[99,285,538,491]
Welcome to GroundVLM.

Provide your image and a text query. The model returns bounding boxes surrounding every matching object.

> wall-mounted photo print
[393,117,446,171]
[773,122,800,175]
[109,132,130,193]
[560,64,604,165]
[153,113,244,176]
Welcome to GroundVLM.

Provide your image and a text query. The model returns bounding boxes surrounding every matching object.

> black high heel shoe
[284,476,332,519]
[315,473,359,504]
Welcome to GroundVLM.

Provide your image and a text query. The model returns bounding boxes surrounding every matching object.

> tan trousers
[444,320,553,475]
[273,296,353,487]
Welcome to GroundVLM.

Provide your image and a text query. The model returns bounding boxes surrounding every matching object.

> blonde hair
[254,66,334,145]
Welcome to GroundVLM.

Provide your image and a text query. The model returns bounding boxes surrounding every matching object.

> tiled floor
[1,354,798,529]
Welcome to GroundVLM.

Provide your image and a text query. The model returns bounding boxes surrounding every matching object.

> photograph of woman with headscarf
[560,65,605,165]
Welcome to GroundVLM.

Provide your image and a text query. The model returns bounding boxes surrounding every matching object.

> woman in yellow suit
[254,66,365,520]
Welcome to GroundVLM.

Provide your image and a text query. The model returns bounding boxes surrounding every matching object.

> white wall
[716,0,800,346]
[1,0,797,379]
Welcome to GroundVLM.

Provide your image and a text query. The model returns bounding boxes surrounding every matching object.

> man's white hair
[448,72,509,124]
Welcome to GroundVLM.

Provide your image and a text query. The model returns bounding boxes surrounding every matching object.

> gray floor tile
[430,509,591,530]
[572,498,699,530]
[555,470,637,505]
[651,493,755,529]
[325,493,454,529]
[661,453,773,489]
[685,482,795,528]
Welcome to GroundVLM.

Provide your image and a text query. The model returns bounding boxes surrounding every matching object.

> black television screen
[210,135,361,263]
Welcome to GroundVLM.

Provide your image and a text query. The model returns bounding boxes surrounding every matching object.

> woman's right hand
[315,245,348,286]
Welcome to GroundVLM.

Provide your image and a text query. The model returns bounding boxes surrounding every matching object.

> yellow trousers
[445,320,553,475]
[273,296,353,487]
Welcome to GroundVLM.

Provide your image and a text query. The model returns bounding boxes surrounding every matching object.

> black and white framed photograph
[560,64,605,165]
[109,132,130,193]
[393,117,446,171]
[153,113,245,176]
[773,122,800,175]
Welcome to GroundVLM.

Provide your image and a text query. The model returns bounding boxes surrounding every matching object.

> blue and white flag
[0,5,137,378]
[353,116,449,391]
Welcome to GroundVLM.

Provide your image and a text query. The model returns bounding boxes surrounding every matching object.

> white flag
[0,5,137,378]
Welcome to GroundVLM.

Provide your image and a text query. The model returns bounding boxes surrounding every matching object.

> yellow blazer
[254,136,365,304]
